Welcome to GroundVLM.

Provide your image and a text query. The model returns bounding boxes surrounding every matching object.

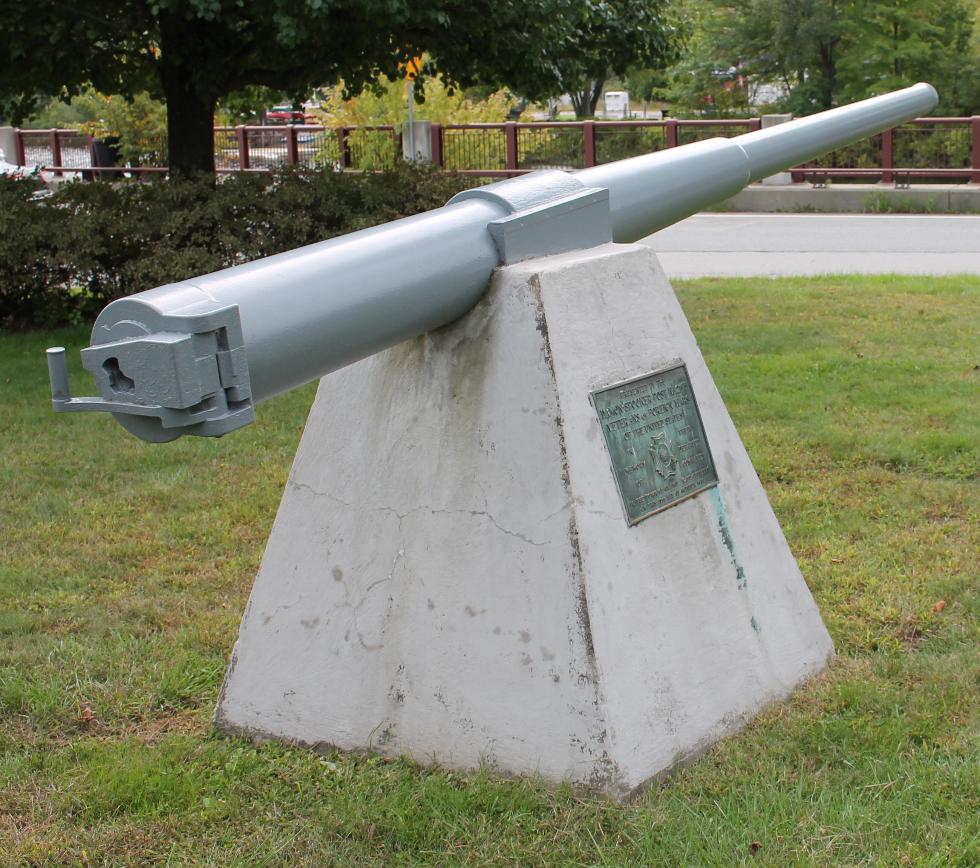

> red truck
[266,105,312,124]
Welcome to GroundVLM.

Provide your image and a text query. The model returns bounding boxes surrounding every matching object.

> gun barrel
[140,198,505,405]
[734,82,937,181]
[576,82,938,241]
[48,84,938,441]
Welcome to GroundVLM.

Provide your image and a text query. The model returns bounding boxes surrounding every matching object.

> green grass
[2,274,978,865]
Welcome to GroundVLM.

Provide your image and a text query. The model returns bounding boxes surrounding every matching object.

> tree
[838,0,980,113]
[665,0,755,115]
[0,0,681,175]
[218,86,292,125]
[622,67,672,109]
[319,73,520,127]
[29,88,168,166]
[693,0,847,112]
[683,0,979,115]
[541,0,681,118]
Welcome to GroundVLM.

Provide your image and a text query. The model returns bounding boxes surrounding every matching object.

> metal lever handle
[46,347,70,405]
[47,346,163,416]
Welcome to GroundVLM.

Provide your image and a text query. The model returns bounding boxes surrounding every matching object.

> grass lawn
[1,274,977,865]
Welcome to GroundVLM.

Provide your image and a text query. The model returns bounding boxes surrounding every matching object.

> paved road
[642,213,980,278]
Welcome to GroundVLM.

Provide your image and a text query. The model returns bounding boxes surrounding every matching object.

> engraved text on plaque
[591,363,719,525]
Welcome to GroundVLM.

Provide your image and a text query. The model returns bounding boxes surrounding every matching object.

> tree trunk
[160,74,217,176]
[817,41,838,109]
[570,80,604,119]
[158,12,218,176]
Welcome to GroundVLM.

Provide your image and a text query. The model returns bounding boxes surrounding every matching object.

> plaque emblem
[590,363,719,526]
[650,432,677,479]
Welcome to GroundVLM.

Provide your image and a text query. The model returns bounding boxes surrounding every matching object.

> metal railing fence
[10,117,980,183]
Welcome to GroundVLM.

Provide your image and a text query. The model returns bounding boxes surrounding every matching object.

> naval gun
[46,83,938,442]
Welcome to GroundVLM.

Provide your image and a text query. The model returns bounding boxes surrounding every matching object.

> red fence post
[972,117,980,183]
[49,129,63,175]
[665,119,678,149]
[236,125,250,170]
[881,127,894,184]
[430,123,443,168]
[505,122,518,171]
[583,120,597,167]
[286,125,299,166]
[15,129,26,166]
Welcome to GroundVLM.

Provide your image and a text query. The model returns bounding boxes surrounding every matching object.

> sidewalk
[643,213,980,278]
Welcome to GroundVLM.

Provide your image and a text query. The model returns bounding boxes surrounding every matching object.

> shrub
[0,166,479,330]
[28,88,169,167]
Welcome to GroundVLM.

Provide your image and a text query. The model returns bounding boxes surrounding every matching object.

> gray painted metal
[576,83,938,241]
[48,83,938,441]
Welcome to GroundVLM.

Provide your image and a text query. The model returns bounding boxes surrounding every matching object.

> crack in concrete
[474,485,550,547]
[540,502,571,523]
[289,479,550,547]
[577,504,620,522]
[466,509,549,547]
[288,479,354,508]
[600,284,630,370]
[329,552,402,652]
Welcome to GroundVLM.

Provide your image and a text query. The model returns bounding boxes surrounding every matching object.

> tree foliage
[0,0,681,173]
[548,0,682,118]
[28,88,168,166]
[673,0,979,114]
[217,86,294,125]
[838,0,980,111]
[664,0,753,115]
[319,73,521,127]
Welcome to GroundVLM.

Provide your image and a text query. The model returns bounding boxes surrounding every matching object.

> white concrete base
[215,243,834,799]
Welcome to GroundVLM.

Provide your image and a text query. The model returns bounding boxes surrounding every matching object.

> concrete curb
[722,183,980,214]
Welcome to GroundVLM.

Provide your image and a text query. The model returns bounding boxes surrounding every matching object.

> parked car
[266,105,311,125]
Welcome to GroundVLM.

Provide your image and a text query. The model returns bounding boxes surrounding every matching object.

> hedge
[0,166,478,330]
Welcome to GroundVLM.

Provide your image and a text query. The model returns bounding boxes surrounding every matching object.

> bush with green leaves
[28,88,168,167]
[0,166,478,330]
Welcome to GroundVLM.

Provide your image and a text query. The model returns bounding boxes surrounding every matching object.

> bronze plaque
[591,363,719,526]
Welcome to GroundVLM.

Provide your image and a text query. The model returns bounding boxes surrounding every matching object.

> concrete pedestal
[215,243,834,799]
